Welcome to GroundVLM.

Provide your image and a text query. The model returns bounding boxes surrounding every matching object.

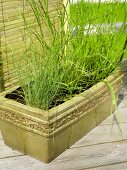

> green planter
[0,72,123,163]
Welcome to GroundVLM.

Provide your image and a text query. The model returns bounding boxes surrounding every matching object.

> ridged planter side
[0,72,123,163]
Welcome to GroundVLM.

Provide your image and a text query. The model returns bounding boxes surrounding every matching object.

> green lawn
[70,2,127,24]
[70,2,127,57]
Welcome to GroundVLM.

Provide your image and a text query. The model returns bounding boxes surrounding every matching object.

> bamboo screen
[0,0,63,90]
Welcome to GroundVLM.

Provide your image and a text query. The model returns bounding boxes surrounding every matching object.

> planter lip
[0,71,123,136]
[0,70,123,120]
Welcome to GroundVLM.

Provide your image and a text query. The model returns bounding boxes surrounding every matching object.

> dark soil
[5,86,86,109]
[5,87,25,105]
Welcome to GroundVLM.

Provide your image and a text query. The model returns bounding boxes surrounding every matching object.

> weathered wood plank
[90,162,127,170]
[1,140,127,170]
[0,145,23,159]
[51,141,127,169]
[0,155,47,170]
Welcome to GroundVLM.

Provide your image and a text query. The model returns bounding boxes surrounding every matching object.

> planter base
[0,72,123,163]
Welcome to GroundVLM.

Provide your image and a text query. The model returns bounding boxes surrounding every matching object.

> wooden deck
[0,87,127,170]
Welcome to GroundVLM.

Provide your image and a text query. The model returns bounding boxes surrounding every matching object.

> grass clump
[14,0,127,110]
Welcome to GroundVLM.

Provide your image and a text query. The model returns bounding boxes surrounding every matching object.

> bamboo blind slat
[0,0,63,89]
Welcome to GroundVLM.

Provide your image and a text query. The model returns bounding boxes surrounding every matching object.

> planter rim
[0,70,123,114]
[0,71,123,136]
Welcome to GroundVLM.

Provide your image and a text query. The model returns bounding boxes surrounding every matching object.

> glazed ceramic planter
[0,72,123,163]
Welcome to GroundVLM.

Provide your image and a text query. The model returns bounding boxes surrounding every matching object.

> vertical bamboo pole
[63,0,70,32]
[0,36,5,92]
[63,0,70,55]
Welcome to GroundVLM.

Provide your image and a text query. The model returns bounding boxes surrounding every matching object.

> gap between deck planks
[89,161,127,170]
[1,139,127,170]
